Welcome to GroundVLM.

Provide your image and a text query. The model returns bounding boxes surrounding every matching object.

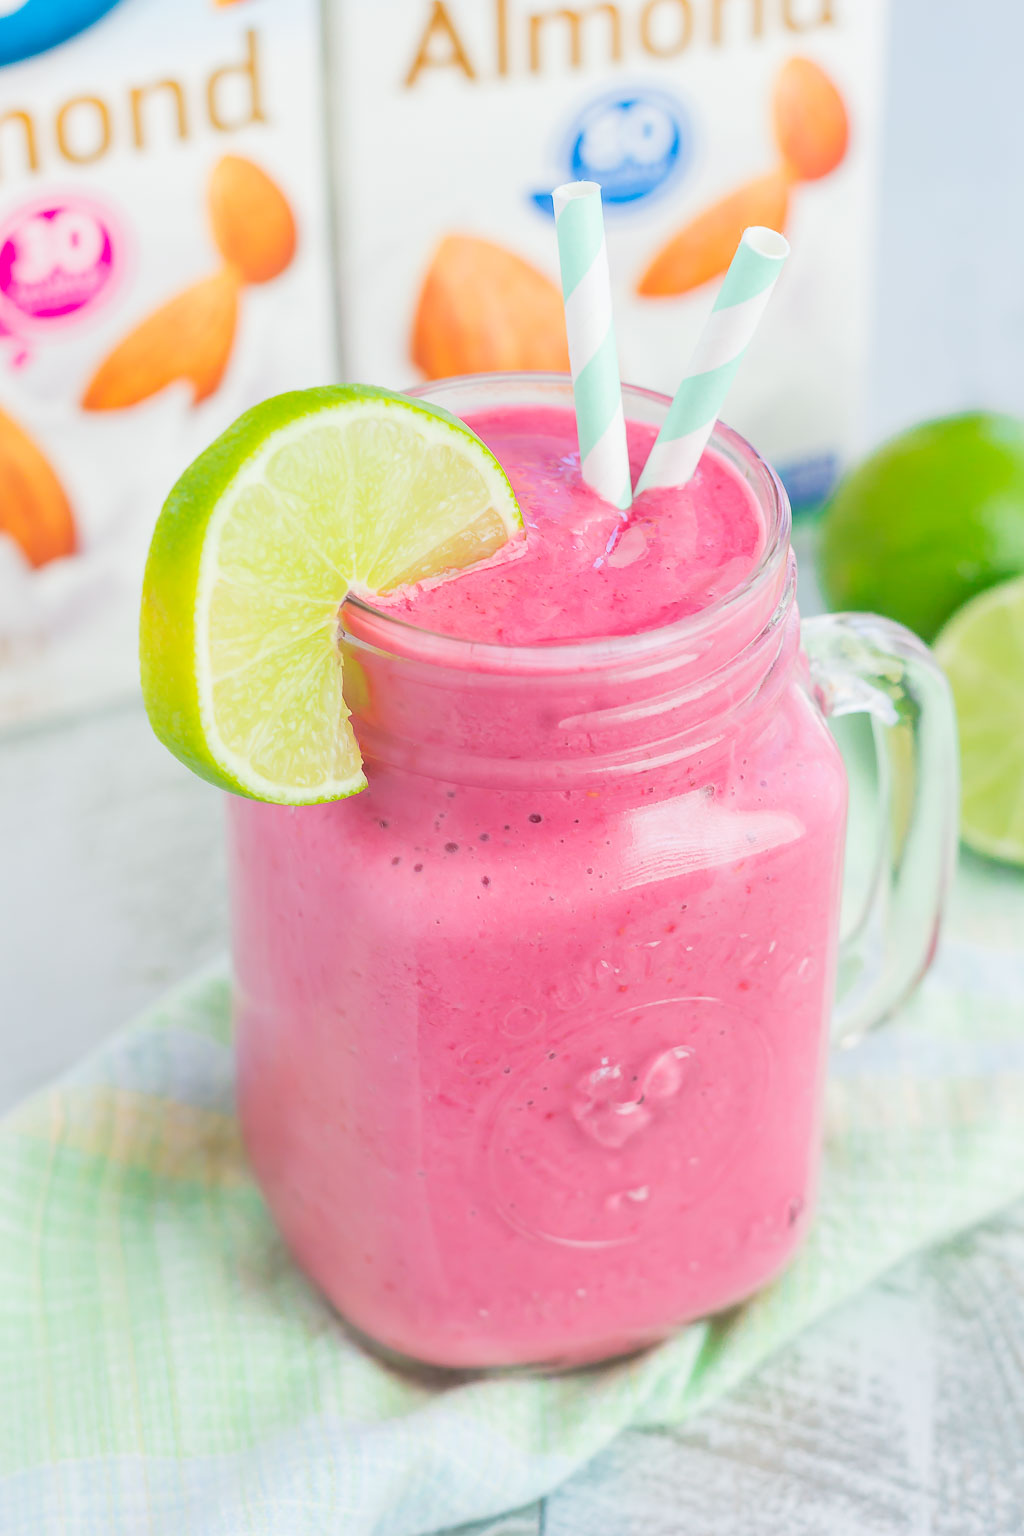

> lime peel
[140,385,522,805]
[818,412,1024,643]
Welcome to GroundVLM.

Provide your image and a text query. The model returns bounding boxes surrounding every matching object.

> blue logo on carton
[533,88,691,216]
[0,0,124,68]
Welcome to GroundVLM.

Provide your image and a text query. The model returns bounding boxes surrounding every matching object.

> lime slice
[140,385,521,804]
[935,575,1024,866]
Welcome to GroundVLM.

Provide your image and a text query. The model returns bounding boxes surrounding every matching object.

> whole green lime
[817,412,1024,641]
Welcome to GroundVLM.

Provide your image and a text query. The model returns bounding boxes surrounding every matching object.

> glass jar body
[230,686,846,1370]
[230,374,852,1370]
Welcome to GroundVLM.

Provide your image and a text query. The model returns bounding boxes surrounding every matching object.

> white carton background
[0,0,337,727]
[0,0,892,729]
[329,0,887,493]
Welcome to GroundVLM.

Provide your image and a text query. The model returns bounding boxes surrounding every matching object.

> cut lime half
[140,385,521,804]
[934,575,1024,866]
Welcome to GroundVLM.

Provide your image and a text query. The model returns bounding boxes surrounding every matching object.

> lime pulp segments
[935,574,1024,867]
[140,386,522,804]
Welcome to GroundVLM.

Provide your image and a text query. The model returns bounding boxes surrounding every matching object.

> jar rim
[342,372,791,676]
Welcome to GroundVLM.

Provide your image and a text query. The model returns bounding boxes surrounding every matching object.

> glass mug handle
[802,613,960,1047]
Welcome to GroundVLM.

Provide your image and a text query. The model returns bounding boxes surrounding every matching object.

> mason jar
[228,374,958,1370]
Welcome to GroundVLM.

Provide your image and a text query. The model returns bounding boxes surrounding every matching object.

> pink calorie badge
[0,200,119,327]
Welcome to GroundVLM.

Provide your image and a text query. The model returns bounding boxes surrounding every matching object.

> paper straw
[636,226,790,494]
[553,181,632,510]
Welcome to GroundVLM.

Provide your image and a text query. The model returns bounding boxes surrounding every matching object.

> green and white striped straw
[553,181,632,510]
[636,226,790,494]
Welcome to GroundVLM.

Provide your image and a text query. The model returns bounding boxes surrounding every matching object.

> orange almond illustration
[637,171,790,298]
[773,56,849,182]
[208,154,297,284]
[82,266,242,411]
[0,408,76,568]
[412,235,569,379]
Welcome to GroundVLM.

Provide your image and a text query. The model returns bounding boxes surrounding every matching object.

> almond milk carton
[327,0,888,511]
[0,0,336,726]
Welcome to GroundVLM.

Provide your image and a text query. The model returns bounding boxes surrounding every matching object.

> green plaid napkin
[2,850,1023,1536]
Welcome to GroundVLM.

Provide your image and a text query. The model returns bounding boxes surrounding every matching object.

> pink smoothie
[229,401,847,1369]
[378,407,764,644]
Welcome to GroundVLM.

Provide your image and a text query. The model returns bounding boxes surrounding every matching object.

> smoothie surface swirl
[375,405,766,645]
